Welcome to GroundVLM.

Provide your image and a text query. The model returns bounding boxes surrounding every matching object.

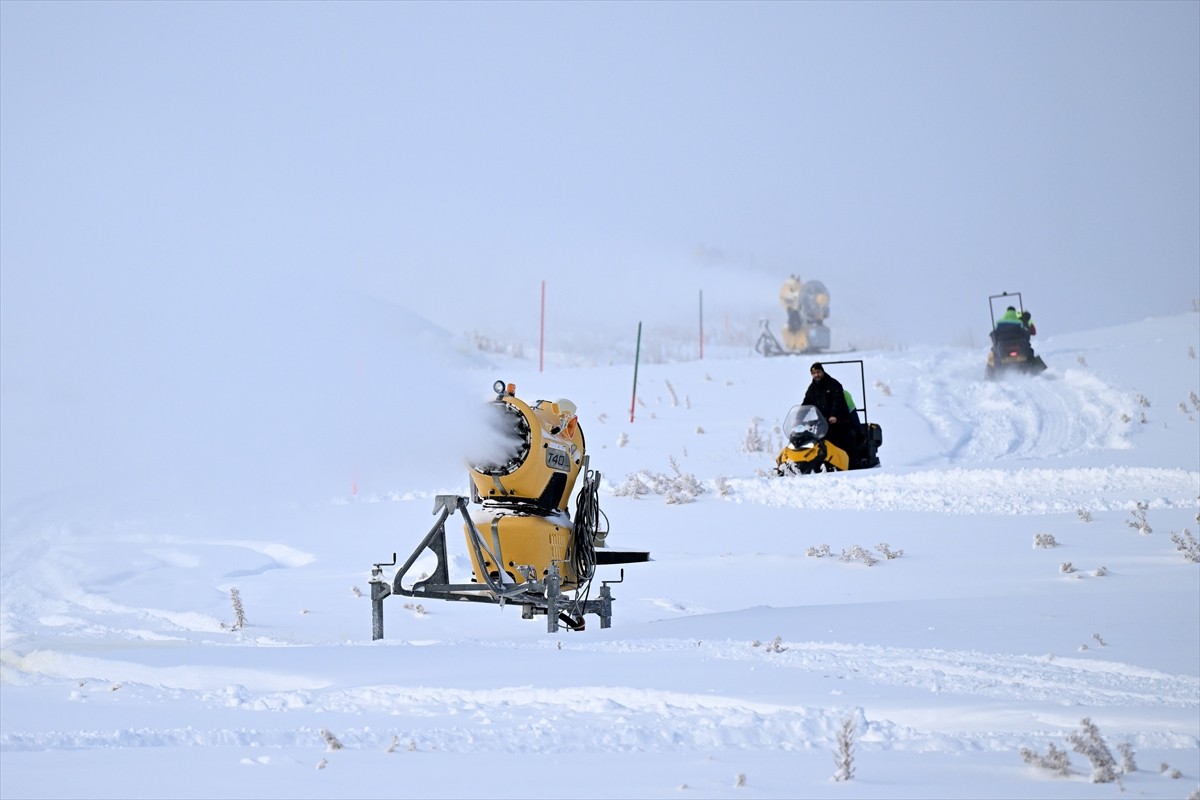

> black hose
[571,469,607,584]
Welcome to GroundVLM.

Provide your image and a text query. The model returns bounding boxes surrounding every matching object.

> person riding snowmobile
[993,306,1033,358]
[802,363,859,467]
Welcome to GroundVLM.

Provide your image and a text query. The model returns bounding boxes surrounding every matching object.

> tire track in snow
[5,638,1196,755]
[911,362,1133,464]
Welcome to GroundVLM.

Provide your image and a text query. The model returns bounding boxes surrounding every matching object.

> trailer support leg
[370,577,391,641]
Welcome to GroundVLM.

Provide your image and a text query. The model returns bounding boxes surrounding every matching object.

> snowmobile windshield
[784,404,828,442]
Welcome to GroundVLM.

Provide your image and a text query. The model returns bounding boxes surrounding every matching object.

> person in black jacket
[802,362,859,466]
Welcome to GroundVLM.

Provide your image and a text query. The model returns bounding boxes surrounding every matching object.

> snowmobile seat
[992,324,1028,346]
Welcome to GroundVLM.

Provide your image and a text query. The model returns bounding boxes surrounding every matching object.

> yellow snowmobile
[774,360,882,475]
[371,380,644,637]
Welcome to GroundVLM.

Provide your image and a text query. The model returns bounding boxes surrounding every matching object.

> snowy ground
[1,313,1198,800]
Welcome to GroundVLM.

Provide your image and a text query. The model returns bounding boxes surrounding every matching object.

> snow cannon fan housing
[464,381,587,588]
[469,381,584,512]
[800,280,830,323]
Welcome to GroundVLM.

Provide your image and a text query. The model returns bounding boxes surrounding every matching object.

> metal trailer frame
[370,494,621,639]
[811,358,874,432]
[988,291,1025,329]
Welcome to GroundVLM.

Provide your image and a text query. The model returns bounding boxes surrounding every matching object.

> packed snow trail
[727,466,1197,514]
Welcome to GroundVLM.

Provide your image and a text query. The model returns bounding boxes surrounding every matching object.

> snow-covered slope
[1,313,1197,800]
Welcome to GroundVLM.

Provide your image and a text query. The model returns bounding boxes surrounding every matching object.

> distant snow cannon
[755,275,833,356]
[370,380,646,638]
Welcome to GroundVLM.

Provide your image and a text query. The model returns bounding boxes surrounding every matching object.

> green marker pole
[630,321,642,423]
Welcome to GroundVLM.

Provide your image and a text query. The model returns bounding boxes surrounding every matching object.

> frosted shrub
[832,717,856,782]
[1125,502,1152,535]
[1066,718,1119,784]
[321,728,344,751]
[714,475,733,498]
[1170,528,1200,563]
[1020,742,1072,776]
[1116,742,1136,773]
[229,587,246,631]
[840,545,878,566]
[1159,762,1184,780]
[1034,533,1058,548]
[1060,562,1075,574]
[751,637,786,652]
[612,473,651,497]
[742,417,769,453]
[807,544,833,558]
[614,458,705,504]
[665,485,701,505]
[1076,508,1093,523]
[874,543,903,559]
[873,379,892,397]
[665,456,705,504]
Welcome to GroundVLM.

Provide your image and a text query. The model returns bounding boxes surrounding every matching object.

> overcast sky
[2,1,1198,478]
[4,1,1197,342]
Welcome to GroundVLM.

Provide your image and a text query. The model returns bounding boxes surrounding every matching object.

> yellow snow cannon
[757,275,832,356]
[464,381,588,589]
[371,380,646,638]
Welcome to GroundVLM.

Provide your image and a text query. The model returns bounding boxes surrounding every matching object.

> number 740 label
[544,446,571,472]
